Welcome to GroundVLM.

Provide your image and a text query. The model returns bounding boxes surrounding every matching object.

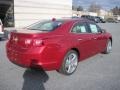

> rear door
[71,22,97,60]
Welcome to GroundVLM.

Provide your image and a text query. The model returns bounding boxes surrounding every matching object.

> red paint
[6,19,112,70]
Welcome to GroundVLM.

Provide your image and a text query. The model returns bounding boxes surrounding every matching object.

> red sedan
[6,18,112,75]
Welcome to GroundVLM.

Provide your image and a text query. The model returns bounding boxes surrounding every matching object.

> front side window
[71,23,88,33]
[27,20,63,31]
[89,24,98,33]
[88,23,102,33]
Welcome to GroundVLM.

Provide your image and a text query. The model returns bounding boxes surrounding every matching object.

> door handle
[93,38,97,40]
[77,39,83,41]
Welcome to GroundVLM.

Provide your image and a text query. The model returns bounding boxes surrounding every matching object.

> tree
[72,5,83,11]
[77,6,83,11]
[88,3,101,12]
[72,5,77,11]
[111,6,120,15]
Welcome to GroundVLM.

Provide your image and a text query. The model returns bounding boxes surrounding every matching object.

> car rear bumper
[6,45,59,70]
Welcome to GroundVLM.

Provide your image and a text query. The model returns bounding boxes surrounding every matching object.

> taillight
[25,39,32,45]
[25,39,43,47]
[33,39,43,46]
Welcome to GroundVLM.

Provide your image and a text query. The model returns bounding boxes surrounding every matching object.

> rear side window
[71,23,88,33]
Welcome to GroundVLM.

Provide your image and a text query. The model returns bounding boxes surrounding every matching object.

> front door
[70,22,97,60]
[87,22,108,53]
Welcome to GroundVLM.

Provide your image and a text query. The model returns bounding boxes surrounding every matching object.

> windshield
[27,20,63,31]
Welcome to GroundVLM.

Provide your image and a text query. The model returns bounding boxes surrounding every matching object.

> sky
[72,0,120,10]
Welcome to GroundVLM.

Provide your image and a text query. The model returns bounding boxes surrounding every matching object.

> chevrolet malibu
[6,18,112,75]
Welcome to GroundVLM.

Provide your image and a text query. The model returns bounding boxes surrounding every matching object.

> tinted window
[27,21,63,31]
[71,23,88,33]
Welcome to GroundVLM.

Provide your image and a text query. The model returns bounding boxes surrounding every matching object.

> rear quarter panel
[42,34,79,69]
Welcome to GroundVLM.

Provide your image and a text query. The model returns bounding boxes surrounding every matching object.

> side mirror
[101,29,106,33]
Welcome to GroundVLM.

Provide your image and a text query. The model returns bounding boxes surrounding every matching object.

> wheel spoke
[67,65,72,73]
[71,55,76,62]
[65,59,70,67]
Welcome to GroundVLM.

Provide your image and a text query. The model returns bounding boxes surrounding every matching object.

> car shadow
[22,68,49,90]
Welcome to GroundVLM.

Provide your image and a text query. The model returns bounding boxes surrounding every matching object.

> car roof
[55,18,92,23]
[27,18,94,28]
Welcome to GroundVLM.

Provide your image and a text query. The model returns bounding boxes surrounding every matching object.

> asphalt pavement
[0,23,120,90]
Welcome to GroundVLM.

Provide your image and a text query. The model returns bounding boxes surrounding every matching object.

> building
[0,0,72,28]
[98,9,111,19]
[72,11,97,17]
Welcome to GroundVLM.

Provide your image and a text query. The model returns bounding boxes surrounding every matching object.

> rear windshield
[27,20,63,31]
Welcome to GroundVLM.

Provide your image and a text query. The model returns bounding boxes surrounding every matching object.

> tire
[103,39,112,54]
[59,50,78,75]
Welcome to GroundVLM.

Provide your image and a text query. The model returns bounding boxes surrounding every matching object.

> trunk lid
[9,29,49,49]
